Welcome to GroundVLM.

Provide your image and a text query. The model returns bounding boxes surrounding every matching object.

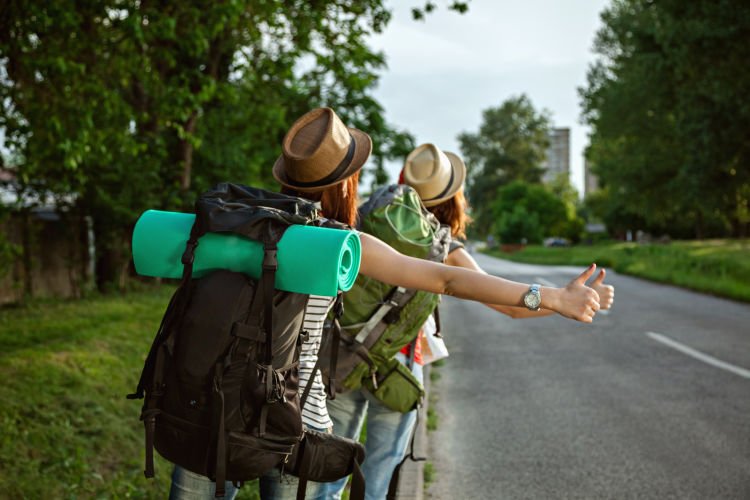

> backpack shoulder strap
[349,286,411,345]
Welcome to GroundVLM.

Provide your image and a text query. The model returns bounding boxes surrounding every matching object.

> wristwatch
[523,284,542,311]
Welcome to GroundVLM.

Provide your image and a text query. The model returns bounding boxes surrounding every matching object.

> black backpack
[128,183,365,498]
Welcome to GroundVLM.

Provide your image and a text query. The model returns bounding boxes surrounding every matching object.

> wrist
[541,286,561,312]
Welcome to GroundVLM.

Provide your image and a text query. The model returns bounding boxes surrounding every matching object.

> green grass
[484,239,750,302]
[0,287,260,499]
[426,394,438,432]
[423,461,435,487]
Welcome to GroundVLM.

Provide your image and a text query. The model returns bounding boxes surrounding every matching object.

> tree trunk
[179,111,198,193]
[93,218,130,292]
[694,211,704,240]
[20,209,33,298]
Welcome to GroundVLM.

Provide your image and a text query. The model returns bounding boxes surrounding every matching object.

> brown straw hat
[273,107,372,192]
[402,143,467,207]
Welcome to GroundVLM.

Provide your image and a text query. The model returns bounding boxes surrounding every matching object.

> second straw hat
[402,143,467,207]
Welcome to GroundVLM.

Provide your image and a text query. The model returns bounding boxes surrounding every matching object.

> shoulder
[448,239,465,254]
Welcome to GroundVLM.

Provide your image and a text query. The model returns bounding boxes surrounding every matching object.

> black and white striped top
[299,295,334,430]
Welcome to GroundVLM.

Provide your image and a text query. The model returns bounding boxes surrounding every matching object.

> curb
[394,364,430,499]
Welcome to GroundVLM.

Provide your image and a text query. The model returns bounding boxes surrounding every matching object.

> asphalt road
[426,252,750,499]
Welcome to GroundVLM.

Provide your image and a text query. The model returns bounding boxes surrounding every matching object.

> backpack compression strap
[351,287,408,345]
[327,292,344,399]
[261,241,278,365]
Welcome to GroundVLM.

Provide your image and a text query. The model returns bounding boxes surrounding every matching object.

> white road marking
[646,331,750,380]
[535,277,556,287]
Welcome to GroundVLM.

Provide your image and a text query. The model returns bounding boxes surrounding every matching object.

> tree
[458,94,551,236]
[495,206,542,245]
[580,0,750,238]
[0,0,438,291]
[491,180,571,243]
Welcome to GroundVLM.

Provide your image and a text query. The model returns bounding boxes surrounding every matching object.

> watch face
[524,291,541,309]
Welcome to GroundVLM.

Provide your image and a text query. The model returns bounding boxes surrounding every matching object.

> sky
[367,0,611,195]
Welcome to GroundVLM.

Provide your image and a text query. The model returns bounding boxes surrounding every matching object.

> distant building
[542,127,570,184]
[584,158,599,197]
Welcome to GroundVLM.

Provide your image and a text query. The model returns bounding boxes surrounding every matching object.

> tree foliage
[458,94,551,236]
[0,0,430,289]
[491,180,577,244]
[580,0,750,238]
[411,1,470,21]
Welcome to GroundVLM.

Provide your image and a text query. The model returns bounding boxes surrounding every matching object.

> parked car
[543,237,570,247]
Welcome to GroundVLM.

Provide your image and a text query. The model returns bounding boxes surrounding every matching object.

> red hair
[282,171,360,227]
[427,188,472,240]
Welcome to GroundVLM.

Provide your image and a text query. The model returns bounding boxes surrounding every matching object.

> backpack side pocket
[363,358,424,413]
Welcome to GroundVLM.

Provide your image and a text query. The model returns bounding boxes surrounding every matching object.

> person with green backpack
[322,143,615,500]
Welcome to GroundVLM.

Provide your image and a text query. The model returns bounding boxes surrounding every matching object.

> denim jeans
[258,462,326,500]
[168,426,328,500]
[323,355,424,500]
[169,466,239,500]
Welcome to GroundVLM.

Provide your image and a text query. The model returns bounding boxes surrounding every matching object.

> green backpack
[321,184,451,413]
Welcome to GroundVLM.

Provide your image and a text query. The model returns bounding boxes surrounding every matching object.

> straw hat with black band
[401,143,467,207]
[273,107,373,192]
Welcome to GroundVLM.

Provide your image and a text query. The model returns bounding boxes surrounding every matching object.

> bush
[495,205,543,244]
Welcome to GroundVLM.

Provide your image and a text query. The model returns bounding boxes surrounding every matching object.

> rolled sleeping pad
[132,210,361,297]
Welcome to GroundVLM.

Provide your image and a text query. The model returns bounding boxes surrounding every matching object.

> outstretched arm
[358,233,600,323]
[445,247,555,319]
[445,248,615,318]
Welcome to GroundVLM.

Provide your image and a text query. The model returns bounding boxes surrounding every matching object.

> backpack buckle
[298,330,310,345]
[333,293,344,318]
[262,246,278,271]
[383,307,401,324]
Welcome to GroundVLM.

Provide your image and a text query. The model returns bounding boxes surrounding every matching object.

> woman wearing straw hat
[321,143,615,500]
[169,109,604,500]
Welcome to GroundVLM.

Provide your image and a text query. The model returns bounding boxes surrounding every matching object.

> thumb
[593,268,606,285]
[573,263,597,285]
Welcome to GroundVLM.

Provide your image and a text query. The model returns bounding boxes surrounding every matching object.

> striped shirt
[299,295,334,430]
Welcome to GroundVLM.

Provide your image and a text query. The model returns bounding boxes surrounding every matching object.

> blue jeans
[258,462,326,500]
[323,356,424,500]
[169,466,238,500]
[169,426,328,500]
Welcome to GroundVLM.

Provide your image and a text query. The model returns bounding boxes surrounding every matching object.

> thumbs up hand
[547,263,601,322]
[590,268,615,310]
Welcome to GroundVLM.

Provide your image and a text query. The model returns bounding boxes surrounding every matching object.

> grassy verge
[484,239,750,302]
[0,287,260,499]
[423,461,435,487]
[425,359,445,433]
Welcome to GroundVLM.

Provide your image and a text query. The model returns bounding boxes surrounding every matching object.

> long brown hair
[282,171,360,227]
[428,188,472,240]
